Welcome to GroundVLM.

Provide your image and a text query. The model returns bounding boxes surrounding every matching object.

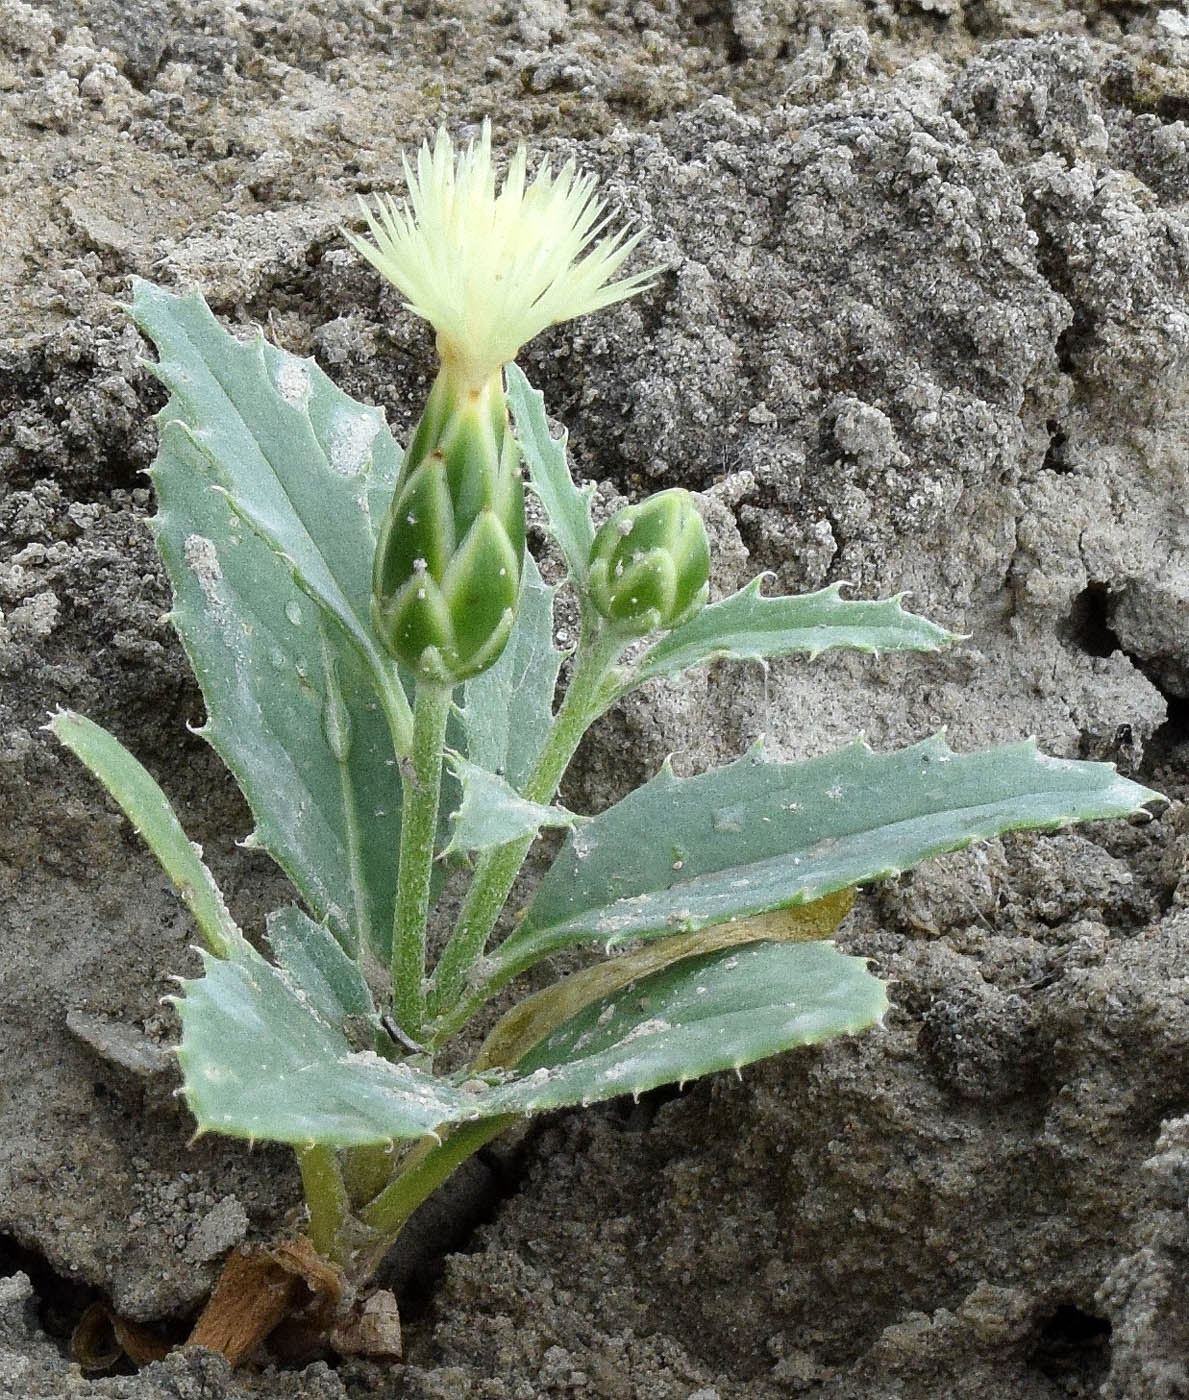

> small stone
[332,1289,402,1359]
[186,1197,249,1265]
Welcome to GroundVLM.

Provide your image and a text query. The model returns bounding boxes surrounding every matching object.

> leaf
[493,735,1163,977]
[49,711,246,959]
[130,281,411,747]
[443,756,581,856]
[174,903,877,1144]
[266,907,376,1032]
[175,946,480,1147]
[131,280,407,960]
[458,553,563,792]
[475,890,855,1072]
[628,579,958,690]
[481,941,888,1113]
[505,363,595,585]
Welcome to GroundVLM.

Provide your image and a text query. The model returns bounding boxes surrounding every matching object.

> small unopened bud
[587,488,710,637]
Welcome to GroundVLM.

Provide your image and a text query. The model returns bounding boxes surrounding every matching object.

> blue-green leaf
[494,735,1163,976]
[131,282,410,746]
[175,946,478,1147]
[131,280,407,960]
[506,363,595,585]
[475,892,855,1073]
[174,935,883,1144]
[48,711,245,960]
[266,906,376,1031]
[444,756,581,855]
[627,579,958,690]
[483,941,887,1111]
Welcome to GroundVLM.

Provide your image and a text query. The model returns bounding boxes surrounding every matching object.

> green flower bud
[372,367,525,684]
[587,488,710,637]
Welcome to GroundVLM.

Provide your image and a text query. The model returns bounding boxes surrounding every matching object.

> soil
[2,0,1188,1396]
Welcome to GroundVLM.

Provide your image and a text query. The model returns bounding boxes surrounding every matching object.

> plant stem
[297,1145,349,1262]
[425,630,623,1035]
[341,1142,401,1211]
[391,681,452,1040]
[359,1117,516,1241]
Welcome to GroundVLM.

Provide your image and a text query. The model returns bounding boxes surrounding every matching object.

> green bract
[588,487,710,636]
[45,125,1166,1356]
[371,367,525,683]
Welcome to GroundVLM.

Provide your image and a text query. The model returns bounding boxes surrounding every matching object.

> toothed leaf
[480,941,887,1112]
[494,735,1162,977]
[476,892,856,1072]
[444,756,581,855]
[176,946,476,1146]
[625,579,958,690]
[130,280,409,960]
[174,930,882,1144]
[506,363,595,584]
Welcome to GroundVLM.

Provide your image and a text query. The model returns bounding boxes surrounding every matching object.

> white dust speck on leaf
[184,535,224,607]
[328,408,381,476]
[275,360,312,406]
[617,1017,670,1045]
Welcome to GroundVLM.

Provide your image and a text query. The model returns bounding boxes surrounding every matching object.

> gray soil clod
[2,0,1188,1397]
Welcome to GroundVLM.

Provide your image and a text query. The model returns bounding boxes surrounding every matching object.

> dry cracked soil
[2,0,1189,1397]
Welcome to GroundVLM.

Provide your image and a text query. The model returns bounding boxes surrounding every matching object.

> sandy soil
[2,0,1188,1396]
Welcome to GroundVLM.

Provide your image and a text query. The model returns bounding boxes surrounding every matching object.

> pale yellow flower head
[348,121,658,389]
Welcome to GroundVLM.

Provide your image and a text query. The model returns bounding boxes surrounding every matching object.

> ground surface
[2,0,1188,1396]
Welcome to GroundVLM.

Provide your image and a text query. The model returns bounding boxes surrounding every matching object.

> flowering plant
[52,126,1161,1358]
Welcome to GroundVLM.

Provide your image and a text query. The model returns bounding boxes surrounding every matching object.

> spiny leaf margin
[173,933,885,1145]
[130,279,408,957]
[627,577,959,691]
[495,733,1163,976]
[487,940,888,1112]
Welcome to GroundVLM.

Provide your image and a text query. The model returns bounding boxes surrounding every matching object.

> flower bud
[587,488,710,637]
[371,368,525,684]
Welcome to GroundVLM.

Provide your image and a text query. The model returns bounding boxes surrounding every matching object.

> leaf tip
[42,707,75,739]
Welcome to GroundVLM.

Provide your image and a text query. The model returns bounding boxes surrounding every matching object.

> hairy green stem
[392,681,452,1039]
[297,1145,349,1262]
[359,1117,516,1241]
[425,630,623,1036]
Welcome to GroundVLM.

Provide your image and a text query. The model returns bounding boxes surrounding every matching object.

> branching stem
[359,1118,516,1243]
[425,628,623,1037]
